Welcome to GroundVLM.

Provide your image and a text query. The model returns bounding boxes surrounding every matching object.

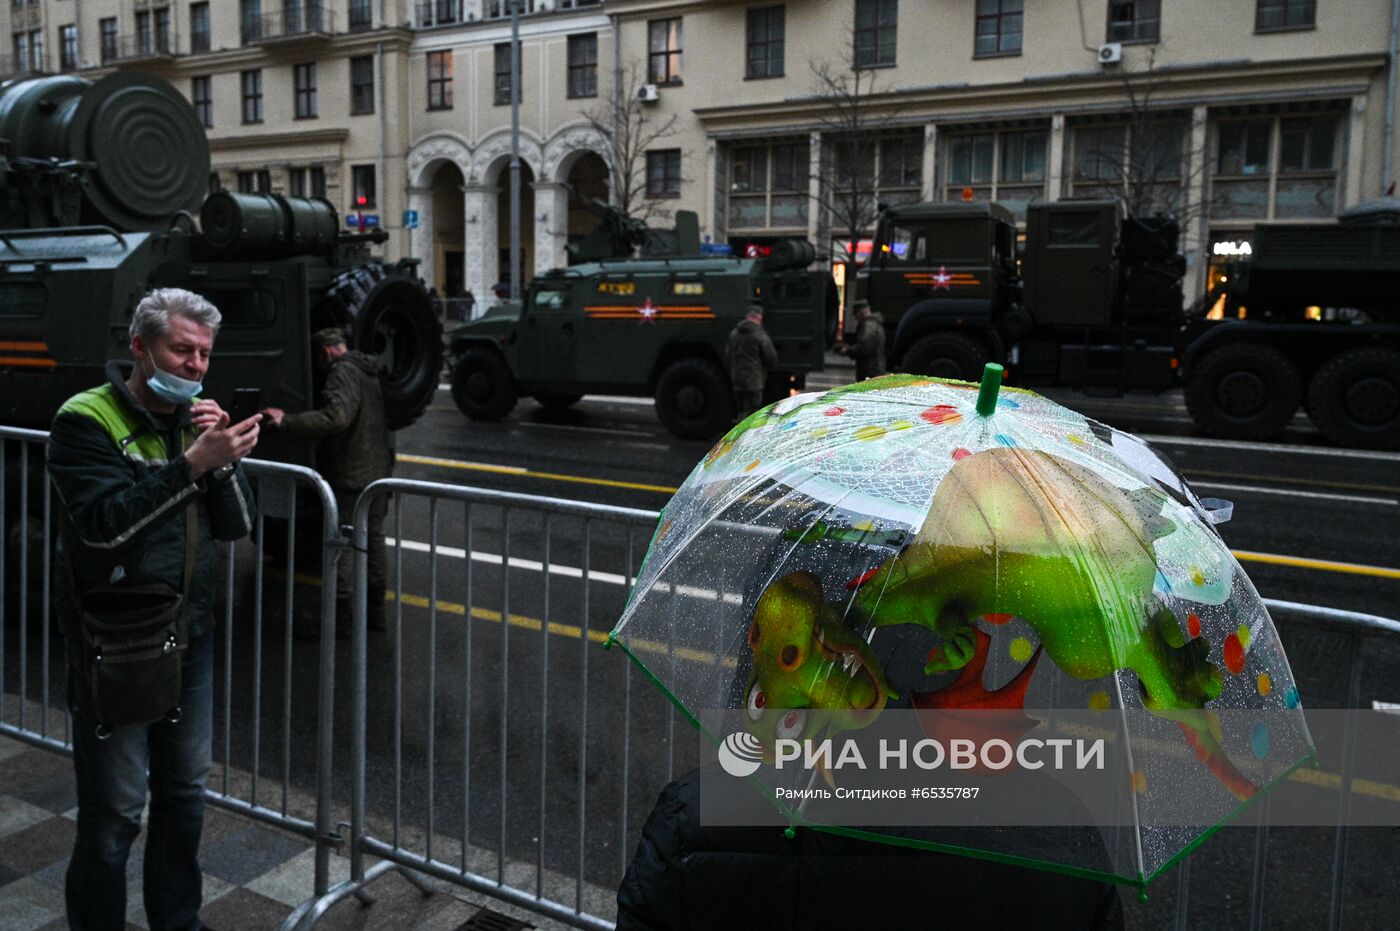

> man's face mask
[144,354,203,405]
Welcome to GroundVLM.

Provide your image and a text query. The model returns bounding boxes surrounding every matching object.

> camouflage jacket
[281,351,394,491]
[724,319,778,393]
[844,315,887,381]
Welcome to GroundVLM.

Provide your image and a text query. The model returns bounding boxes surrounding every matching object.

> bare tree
[806,44,898,327]
[1080,49,1208,224]
[583,61,683,224]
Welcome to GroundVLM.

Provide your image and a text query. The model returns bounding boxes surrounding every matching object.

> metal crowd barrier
[0,426,346,900]
[5,423,1400,931]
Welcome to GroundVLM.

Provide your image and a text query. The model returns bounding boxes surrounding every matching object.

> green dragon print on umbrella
[610,367,1312,884]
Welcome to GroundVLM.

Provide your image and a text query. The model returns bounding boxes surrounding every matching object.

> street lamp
[509,0,523,301]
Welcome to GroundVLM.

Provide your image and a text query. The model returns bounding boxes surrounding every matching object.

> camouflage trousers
[334,489,388,601]
[733,390,763,420]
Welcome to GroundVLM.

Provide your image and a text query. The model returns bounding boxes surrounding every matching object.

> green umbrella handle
[975,363,1005,417]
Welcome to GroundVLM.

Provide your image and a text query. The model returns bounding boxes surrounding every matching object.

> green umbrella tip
[1137,889,1150,904]
[603,634,616,650]
[975,363,1005,417]
[782,826,797,840]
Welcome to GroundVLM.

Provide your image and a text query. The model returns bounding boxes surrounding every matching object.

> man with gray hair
[48,286,259,930]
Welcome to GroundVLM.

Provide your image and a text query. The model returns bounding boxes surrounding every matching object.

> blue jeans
[66,632,214,931]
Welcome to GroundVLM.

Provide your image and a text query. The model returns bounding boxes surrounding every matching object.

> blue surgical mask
[144,356,203,405]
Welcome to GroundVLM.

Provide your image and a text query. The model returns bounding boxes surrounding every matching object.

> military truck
[858,198,1400,448]
[0,71,442,456]
[448,204,834,440]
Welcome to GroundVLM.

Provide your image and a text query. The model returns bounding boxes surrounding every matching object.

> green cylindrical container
[200,191,339,257]
[0,72,209,231]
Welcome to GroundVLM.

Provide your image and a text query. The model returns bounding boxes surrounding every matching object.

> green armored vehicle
[0,71,441,459]
[448,204,835,440]
[860,197,1400,448]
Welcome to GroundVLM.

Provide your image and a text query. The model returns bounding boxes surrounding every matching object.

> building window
[12,29,42,71]
[746,6,784,78]
[192,75,213,127]
[294,62,317,118]
[241,0,262,43]
[137,11,152,53]
[289,167,306,196]
[974,0,1022,57]
[190,2,211,52]
[349,0,372,30]
[486,0,536,18]
[1255,0,1314,31]
[1068,119,1187,216]
[567,33,597,99]
[427,50,453,109]
[100,17,117,63]
[1107,0,1159,42]
[727,140,808,229]
[646,149,682,198]
[944,128,1047,216]
[352,165,376,208]
[647,18,682,84]
[236,170,271,193]
[59,23,77,70]
[1211,112,1339,220]
[155,7,172,52]
[831,133,921,217]
[494,42,520,106]
[854,0,896,68]
[241,69,263,124]
[350,55,375,114]
[310,166,326,198]
[421,0,460,26]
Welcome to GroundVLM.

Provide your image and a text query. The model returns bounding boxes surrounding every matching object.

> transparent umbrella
[609,367,1312,889]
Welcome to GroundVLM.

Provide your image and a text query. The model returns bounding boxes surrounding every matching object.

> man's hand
[261,407,286,429]
[185,416,260,479]
[190,399,229,432]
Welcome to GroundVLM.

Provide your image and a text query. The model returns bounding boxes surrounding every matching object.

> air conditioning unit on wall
[637,84,660,103]
[1098,42,1123,65]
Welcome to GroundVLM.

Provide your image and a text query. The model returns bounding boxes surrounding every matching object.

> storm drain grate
[457,908,533,931]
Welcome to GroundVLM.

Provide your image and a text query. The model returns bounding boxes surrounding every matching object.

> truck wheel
[1306,348,1400,450]
[534,392,583,411]
[451,348,517,421]
[655,358,734,440]
[901,332,988,382]
[1185,344,1301,440]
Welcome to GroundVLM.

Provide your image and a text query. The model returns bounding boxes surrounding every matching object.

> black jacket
[617,769,1124,931]
[48,361,256,641]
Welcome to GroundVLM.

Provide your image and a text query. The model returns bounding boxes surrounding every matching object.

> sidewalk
[0,734,568,931]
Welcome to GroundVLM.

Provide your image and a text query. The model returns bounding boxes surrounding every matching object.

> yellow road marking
[397,453,679,495]
[1232,551,1400,581]
[1287,765,1400,803]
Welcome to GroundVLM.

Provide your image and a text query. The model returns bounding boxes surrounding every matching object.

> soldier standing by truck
[263,328,394,633]
[842,300,887,381]
[725,304,778,420]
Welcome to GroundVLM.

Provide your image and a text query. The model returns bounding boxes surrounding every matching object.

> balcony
[242,6,337,47]
[113,32,178,65]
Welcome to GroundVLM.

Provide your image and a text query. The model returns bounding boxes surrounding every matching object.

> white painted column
[463,183,498,306]
[407,185,434,288]
[1345,95,1368,207]
[1184,105,1211,304]
[921,122,938,201]
[532,181,570,273]
[807,130,823,250]
[1047,113,1067,202]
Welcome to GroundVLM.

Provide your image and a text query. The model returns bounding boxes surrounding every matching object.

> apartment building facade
[6,0,1397,306]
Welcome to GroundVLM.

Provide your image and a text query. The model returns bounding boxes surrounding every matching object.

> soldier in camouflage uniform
[265,328,394,631]
[725,304,778,420]
[843,300,887,382]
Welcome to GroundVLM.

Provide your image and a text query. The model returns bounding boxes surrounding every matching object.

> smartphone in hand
[228,388,264,425]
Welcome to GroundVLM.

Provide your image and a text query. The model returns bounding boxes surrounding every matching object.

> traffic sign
[404,209,419,229]
[345,213,380,229]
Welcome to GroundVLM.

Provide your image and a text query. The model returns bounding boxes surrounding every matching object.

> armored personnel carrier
[448,201,836,440]
[0,71,441,461]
